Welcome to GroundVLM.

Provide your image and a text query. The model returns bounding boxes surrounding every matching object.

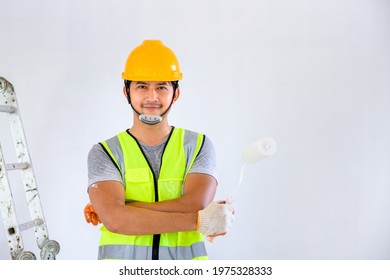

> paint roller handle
[226,163,247,203]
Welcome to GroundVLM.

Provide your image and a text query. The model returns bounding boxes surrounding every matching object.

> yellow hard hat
[121,40,183,81]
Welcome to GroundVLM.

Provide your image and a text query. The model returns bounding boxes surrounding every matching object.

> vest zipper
[127,127,175,260]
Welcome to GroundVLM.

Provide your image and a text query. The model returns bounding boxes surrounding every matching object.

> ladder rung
[0,105,16,113]
[19,219,43,231]
[5,162,29,171]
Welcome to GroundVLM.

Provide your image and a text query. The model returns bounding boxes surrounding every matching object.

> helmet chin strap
[138,114,163,125]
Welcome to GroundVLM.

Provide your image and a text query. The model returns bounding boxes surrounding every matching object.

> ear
[123,86,131,104]
[172,88,180,103]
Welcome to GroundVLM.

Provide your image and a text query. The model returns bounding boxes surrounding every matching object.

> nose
[145,88,158,101]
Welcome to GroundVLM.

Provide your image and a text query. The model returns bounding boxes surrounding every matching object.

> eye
[157,86,167,91]
[137,84,147,89]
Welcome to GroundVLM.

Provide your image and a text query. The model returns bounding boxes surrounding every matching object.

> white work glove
[197,201,234,237]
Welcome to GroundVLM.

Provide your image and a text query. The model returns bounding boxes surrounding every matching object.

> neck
[129,115,172,146]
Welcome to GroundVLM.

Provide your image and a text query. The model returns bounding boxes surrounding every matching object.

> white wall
[0,0,389,260]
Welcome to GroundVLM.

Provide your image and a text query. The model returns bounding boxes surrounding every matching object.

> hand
[197,200,234,237]
[84,202,101,226]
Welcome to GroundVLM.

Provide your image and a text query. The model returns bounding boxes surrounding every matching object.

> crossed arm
[87,172,217,235]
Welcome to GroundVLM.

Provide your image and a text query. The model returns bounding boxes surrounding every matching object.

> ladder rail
[7,93,50,249]
[0,143,27,259]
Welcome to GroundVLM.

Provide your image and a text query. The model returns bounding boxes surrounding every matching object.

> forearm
[88,181,199,235]
[105,204,198,235]
[127,197,202,213]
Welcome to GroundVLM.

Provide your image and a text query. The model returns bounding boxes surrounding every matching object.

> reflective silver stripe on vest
[98,241,207,260]
[105,135,125,186]
[183,129,203,175]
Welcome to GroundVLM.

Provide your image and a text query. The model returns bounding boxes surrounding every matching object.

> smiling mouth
[142,104,162,110]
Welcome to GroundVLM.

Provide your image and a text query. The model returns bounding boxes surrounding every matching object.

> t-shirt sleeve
[188,136,218,183]
[87,144,123,188]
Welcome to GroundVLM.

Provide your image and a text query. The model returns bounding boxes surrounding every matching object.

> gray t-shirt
[87,132,217,188]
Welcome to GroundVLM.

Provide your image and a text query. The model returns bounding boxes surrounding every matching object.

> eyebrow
[135,82,170,86]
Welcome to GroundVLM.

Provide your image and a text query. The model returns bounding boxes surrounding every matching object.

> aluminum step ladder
[0,77,60,260]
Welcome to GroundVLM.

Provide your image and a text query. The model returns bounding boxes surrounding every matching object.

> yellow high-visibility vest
[98,127,208,260]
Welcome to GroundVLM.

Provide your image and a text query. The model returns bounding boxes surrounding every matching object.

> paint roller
[206,137,277,243]
[226,137,277,203]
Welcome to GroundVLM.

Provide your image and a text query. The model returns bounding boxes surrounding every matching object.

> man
[85,40,234,260]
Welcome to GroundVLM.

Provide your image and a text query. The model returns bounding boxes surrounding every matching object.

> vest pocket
[125,168,154,202]
[158,178,183,201]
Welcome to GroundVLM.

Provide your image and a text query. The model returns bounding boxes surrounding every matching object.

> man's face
[128,81,177,116]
